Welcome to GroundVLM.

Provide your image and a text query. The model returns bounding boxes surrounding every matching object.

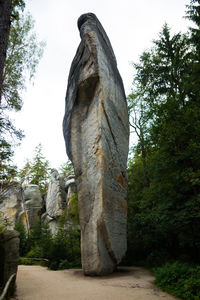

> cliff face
[63,13,129,275]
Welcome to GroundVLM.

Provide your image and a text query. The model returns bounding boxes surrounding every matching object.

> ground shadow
[71,266,136,280]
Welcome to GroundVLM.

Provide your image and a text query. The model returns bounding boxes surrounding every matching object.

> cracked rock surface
[63,13,129,275]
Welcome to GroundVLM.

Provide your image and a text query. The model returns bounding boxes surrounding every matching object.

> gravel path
[15,265,179,300]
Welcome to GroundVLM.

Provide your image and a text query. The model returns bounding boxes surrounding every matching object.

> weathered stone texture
[46,169,67,219]
[42,169,67,234]
[23,184,43,229]
[63,13,129,275]
[0,183,24,229]
[65,175,76,203]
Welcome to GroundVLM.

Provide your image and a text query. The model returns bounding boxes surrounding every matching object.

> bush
[154,262,200,300]
[46,226,81,270]
[16,215,81,270]
[48,261,59,270]
[58,259,71,270]
[26,245,43,258]
[19,257,48,266]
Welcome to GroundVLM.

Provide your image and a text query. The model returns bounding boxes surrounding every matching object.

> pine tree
[127,21,200,264]
[59,161,74,178]
[19,144,50,196]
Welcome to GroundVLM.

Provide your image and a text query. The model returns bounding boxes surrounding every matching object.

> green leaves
[0,2,45,187]
[126,2,200,266]
[18,144,50,196]
[2,12,45,112]
[154,262,200,300]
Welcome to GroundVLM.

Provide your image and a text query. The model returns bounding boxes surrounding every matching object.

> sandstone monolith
[23,185,43,229]
[63,13,129,275]
[46,169,67,218]
[0,183,24,229]
[45,169,67,234]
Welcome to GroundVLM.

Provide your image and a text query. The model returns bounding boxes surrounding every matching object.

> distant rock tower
[63,13,129,275]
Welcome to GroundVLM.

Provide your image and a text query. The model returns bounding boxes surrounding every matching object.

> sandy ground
[15,265,179,300]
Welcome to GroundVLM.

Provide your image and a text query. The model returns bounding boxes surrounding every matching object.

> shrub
[26,245,43,258]
[16,215,81,270]
[14,221,28,256]
[58,259,71,270]
[154,262,200,300]
[47,226,81,270]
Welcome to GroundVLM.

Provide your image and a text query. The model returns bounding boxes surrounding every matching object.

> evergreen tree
[14,220,28,256]
[19,144,50,196]
[186,0,200,99]
[59,160,74,178]
[127,20,200,265]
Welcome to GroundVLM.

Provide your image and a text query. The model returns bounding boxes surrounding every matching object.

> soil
[15,265,179,300]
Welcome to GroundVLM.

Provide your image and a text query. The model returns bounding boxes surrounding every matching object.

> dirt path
[15,265,179,300]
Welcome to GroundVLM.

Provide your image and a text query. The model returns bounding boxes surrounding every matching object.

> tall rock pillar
[63,13,129,275]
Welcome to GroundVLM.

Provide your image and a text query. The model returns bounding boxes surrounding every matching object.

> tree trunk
[0,0,12,104]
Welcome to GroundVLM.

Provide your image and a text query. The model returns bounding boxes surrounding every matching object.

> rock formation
[44,169,67,234]
[0,183,43,232]
[23,185,43,230]
[0,173,77,234]
[0,183,26,230]
[65,175,76,203]
[46,169,66,218]
[63,13,129,275]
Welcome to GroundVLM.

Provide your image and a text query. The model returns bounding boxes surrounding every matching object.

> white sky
[12,0,190,169]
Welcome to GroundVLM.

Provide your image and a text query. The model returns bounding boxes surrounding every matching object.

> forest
[1,0,200,299]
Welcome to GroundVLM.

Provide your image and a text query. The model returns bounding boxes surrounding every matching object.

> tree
[18,160,31,185]
[1,11,45,112]
[0,0,12,102]
[14,220,28,256]
[185,0,200,99]
[19,144,50,196]
[0,2,44,186]
[59,160,74,178]
[128,90,151,187]
[127,21,200,265]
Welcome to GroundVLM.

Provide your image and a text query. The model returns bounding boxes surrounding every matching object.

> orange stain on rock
[117,173,124,187]
[94,143,102,156]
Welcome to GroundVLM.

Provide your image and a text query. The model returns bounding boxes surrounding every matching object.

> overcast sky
[12,0,190,170]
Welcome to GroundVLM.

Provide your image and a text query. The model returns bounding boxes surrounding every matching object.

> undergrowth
[154,261,200,300]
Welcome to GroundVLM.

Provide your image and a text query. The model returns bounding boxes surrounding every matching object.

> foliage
[2,11,45,112]
[19,257,48,267]
[68,192,79,223]
[59,161,74,177]
[126,3,200,267]
[154,262,200,300]
[18,144,51,196]
[59,192,79,226]
[0,140,18,189]
[47,226,81,270]
[14,220,28,256]
[17,215,81,270]
[0,212,12,232]
[0,2,44,186]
